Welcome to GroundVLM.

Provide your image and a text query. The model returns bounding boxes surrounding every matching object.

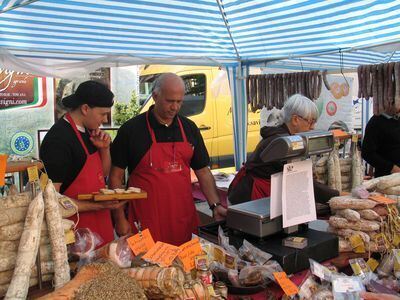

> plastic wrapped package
[262,260,283,282]
[298,275,320,299]
[309,259,333,282]
[68,228,103,265]
[218,226,237,256]
[331,275,365,300]
[349,258,371,279]
[94,236,134,268]
[312,287,334,300]
[377,253,395,277]
[238,240,272,265]
[377,276,400,293]
[366,279,399,295]
[238,266,265,287]
[209,261,230,283]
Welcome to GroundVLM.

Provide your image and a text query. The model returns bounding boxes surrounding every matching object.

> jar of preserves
[214,281,228,299]
[196,265,213,285]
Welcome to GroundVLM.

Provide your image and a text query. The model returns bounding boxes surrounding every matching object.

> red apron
[230,166,271,200]
[128,112,199,246]
[63,113,114,247]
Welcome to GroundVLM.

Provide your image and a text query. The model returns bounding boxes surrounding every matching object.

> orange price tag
[331,129,348,138]
[178,238,203,272]
[273,272,299,296]
[126,229,155,255]
[0,154,7,186]
[369,195,396,205]
[142,241,181,267]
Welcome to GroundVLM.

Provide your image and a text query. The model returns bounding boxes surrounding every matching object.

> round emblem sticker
[326,101,337,116]
[11,132,34,155]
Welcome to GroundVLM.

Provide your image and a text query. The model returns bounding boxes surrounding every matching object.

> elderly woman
[228,94,339,205]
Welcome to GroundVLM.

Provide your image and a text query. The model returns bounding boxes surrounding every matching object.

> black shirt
[39,118,98,194]
[362,114,400,177]
[111,107,209,175]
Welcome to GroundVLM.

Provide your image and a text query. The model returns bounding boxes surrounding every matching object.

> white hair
[282,94,319,124]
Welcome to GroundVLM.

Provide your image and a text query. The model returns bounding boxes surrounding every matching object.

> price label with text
[127,229,155,256]
[142,241,181,267]
[178,238,203,272]
[273,272,299,296]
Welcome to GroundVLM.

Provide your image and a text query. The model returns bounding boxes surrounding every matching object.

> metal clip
[134,221,142,238]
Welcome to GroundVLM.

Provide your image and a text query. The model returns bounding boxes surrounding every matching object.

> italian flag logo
[28,77,48,109]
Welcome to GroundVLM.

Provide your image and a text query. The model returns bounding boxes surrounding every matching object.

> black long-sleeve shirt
[362,114,400,177]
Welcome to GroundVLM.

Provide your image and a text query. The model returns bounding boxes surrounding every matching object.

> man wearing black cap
[40,80,123,246]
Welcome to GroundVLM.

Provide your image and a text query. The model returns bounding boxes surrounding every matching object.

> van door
[176,69,215,161]
[211,68,260,168]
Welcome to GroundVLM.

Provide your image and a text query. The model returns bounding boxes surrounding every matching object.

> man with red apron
[110,73,227,246]
[40,80,123,247]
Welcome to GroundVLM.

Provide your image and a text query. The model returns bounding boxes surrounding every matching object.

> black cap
[62,80,114,108]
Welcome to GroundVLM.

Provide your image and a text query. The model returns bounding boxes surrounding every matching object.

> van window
[139,74,159,105]
[139,73,206,116]
[180,73,206,117]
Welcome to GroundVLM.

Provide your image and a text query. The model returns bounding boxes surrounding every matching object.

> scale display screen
[307,136,332,154]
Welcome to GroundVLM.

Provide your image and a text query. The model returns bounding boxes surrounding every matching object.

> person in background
[40,80,124,246]
[228,94,339,205]
[109,73,226,246]
[361,107,400,177]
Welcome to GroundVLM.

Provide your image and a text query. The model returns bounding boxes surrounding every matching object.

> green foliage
[113,91,141,126]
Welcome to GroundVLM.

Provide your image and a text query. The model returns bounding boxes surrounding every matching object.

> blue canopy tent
[2,0,400,169]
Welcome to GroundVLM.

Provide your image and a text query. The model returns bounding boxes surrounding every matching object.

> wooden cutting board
[77,191,147,201]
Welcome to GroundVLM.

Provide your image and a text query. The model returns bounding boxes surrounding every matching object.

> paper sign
[0,154,7,186]
[282,160,316,228]
[273,272,299,296]
[369,195,396,205]
[351,134,359,143]
[27,166,39,182]
[270,172,283,219]
[142,241,181,267]
[127,229,155,256]
[39,172,48,191]
[178,238,203,272]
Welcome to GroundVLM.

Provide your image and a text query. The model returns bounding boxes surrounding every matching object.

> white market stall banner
[315,75,354,132]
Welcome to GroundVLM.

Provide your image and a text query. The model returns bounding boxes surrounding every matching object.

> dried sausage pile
[246,71,322,112]
[357,62,400,115]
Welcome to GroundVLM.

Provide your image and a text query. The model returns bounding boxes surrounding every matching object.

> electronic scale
[226,130,334,237]
[214,130,339,273]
